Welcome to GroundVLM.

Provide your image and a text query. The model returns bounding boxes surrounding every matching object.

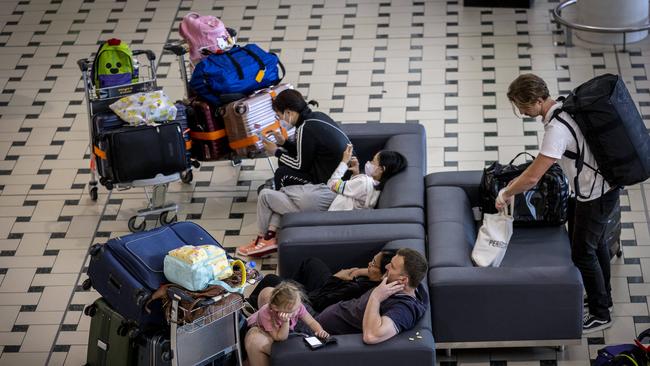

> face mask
[364,161,376,177]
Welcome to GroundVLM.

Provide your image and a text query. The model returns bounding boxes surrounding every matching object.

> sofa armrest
[278,223,426,277]
[271,329,435,366]
[281,207,425,228]
[425,171,483,207]
[429,266,583,343]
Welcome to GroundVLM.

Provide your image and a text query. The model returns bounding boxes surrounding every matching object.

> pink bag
[179,12,233,64]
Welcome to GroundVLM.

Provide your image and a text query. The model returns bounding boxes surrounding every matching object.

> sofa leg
[445,349,452,357]
[555,345,566,352]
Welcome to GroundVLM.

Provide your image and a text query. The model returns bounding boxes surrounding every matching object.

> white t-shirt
[539,102,610,202]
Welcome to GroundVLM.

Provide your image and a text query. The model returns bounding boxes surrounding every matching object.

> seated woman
[236,144,407,257]
[247,250,397,313]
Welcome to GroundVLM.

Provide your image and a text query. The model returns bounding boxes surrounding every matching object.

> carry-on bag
[595,328,650,366]
[84,221,225,326]
[555,74,650,198]
[221,84,294,158]
[472,201,514,267]
[187,100,232,161]
[135,330,172,366]
[94,122,187,184]
[85,298,139,366]
[480,152,570,226]
[189,44,285,107]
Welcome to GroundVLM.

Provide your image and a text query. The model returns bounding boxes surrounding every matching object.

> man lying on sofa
[251,248,428,345]
[314,248,428,344]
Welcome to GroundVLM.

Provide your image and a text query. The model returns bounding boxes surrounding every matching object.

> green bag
[85,298,139,366]
[92,38,138,88]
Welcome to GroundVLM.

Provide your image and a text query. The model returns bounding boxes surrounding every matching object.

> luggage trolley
[77,50,188,232]
[167,288,245,366]
[162,39,279,191]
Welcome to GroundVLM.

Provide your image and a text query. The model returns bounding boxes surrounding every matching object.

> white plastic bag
[472,201,514,267]
[109,90,177,126]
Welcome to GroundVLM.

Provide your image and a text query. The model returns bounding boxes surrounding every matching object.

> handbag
[480,152,570,226]
[472,201,514,267]
[163,245,247,292]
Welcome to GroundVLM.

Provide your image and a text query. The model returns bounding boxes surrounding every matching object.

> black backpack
[553,73,650,199]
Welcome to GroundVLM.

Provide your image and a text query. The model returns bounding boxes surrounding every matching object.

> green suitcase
[85,298,139,366]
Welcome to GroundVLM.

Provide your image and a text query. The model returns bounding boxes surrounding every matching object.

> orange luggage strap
[93,145,106,160]
[228,120,288,149]
[189,129,227,141]
[185,140,192,149]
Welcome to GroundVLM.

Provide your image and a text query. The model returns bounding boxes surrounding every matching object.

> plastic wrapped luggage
[188,100,232,161]
[221,84,295,158]
[92,116,187,186]
[84,222,225,326]
[85,298,139,366]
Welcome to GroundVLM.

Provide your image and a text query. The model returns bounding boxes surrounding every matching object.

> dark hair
[376,151,408,190]
[379,250,396,275]
[396,248,427,288]
[272,89,318,114]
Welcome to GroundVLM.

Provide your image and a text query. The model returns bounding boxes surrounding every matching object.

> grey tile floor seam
[0,0,649,364]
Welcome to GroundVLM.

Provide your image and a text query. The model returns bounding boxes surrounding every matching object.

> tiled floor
[0,0,649,365]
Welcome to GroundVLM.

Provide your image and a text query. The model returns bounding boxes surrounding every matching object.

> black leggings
[273,165,314,189]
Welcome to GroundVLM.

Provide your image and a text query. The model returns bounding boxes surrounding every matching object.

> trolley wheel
[128,216,146,232]
[191,159,201,168]
[617,245,623,258]
[105,181,114,190]
[84,304,96,317]
[159,211,177,226]
[82,278,92,291]
[89,186,98,201]
[231,156,242,166]
[181,170,193,184]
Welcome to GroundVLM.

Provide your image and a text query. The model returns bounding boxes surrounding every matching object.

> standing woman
[262,89,350,189]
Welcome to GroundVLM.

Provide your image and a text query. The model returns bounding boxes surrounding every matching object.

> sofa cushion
[377,167,425,209]
[383,134,426,171]
[501,226,573,267]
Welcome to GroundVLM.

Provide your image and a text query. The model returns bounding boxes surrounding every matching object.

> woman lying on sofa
[246,250,397,313]
[236,144,407,257]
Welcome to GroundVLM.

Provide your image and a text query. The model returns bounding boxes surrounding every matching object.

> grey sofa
[426,171,584,348]
[280,123,427,229]
[273,227,435,366]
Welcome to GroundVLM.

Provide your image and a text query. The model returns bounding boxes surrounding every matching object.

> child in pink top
[245,282,328,366]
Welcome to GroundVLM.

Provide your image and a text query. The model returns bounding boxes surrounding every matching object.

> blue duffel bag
[189,44,285,107]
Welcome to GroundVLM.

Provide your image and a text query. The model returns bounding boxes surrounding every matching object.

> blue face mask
[364,161,376,177]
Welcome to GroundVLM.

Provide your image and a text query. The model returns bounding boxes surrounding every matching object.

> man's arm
[501,154,557,199]
[362,278,403,344]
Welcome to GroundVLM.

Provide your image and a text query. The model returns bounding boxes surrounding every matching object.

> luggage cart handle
[77,58,90,72]
[132,49,156,61]
[164,43,187,56]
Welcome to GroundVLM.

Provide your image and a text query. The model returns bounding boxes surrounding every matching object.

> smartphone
[304,336,324,350]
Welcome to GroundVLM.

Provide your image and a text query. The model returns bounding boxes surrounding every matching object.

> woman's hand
[341,144,353,164]
[263,139,278,156]
[333,267,358,281]
[268,130,285,145]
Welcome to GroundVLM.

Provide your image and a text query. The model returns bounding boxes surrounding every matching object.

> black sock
[264,230,276,240]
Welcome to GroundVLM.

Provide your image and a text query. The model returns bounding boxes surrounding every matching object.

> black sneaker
[583,314,612,334]
[257,178,275,194]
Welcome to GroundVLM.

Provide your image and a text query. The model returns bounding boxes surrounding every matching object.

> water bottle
[246,260,263,283]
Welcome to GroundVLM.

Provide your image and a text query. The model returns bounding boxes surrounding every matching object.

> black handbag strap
[240,46,265,72]
[224,52,244,80]
[508,152,536,165]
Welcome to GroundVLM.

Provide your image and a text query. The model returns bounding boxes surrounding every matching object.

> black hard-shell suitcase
[136,331,172,366]
[85,298,139,366]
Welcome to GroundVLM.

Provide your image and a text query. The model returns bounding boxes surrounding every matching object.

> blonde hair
[507,73,550,107]
[269,281,303,309]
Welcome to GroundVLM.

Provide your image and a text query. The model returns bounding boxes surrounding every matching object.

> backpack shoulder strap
[551,109,588,199]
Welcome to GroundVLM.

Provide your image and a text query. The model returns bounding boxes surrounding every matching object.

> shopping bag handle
[499,200,515,217]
